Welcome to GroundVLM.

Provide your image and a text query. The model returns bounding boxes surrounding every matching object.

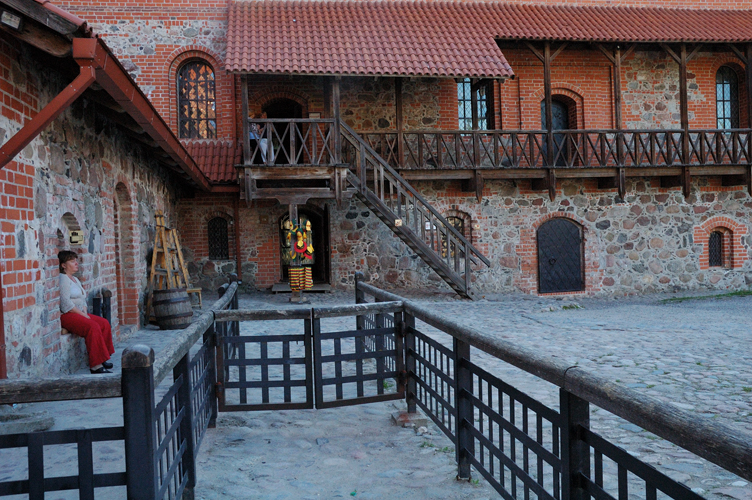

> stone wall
[0,33,181,377]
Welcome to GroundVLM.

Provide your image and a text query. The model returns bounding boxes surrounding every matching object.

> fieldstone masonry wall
[0,34,180,377]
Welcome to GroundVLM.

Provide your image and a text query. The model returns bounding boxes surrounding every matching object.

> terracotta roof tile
[182,140,241,184]
[227,1,752,78]
[227,0,514,78]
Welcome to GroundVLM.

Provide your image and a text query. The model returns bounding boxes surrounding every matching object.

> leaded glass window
[208,217,229,260]
[178,61,217,139]
[716,66,739,130]
[709,231,723,267]
[441,216,466,258]
[457,78,488,131]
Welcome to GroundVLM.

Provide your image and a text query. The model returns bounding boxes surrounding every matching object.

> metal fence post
[174,352,196,498]
[561,389,590,500]
[454,338,474,480]
[404,311,416,414]
[122,345,157,500]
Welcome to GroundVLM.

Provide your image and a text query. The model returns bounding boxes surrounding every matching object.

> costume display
[281,216,314,292]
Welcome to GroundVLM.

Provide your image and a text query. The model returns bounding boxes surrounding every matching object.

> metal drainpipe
[0,65,97,378]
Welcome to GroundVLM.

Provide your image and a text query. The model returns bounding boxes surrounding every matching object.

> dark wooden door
[541,100,569,166]
[537,218,583,293]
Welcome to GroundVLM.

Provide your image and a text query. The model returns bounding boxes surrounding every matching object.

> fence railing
[353,129,752,170]
[355,275,752,499]
[245,118,339,166]
[0,281,239,500]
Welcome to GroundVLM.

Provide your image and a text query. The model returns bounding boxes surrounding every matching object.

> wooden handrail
[355,278,752,482]
[340,121,490,267]
[0,282,239,404]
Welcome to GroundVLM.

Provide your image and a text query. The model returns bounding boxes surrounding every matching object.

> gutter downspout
[0,64,96,379]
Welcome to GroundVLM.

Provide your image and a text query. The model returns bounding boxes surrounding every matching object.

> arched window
[441,216,466,258]
[208,217,229,260]
[178,61,216,139]
[716,66,739,129]
[708,231,724,267]
[457,78,489,130]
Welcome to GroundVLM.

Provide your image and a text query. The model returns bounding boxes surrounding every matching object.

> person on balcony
[250,112,273,163]
[58,250,115,374]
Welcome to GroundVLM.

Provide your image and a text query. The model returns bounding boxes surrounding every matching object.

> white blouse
[59,274,86,314]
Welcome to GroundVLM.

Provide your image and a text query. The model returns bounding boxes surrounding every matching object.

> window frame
[716,66,740,130]
[708,230,724,268]
[207,216,230,261]
[177,60,217,139]
[457,78,489,131]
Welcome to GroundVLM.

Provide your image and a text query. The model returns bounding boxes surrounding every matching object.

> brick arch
[709,56,748,128]
[114,182,139,326]
[205,211,236,261]
[694,216,749,270]
[515,212,603,295]
[533,85,586,129]
[249,87,310,117]
[166,47,234,138]
[442,209,474,244]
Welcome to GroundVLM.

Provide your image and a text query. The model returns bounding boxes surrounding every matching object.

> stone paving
[0,288,750,499]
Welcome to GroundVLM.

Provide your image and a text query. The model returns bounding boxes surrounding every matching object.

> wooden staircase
[340,122,490,298]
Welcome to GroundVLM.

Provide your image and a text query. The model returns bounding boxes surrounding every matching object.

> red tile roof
[227,1,752,77]
[182,140,241,184]
[226,0,514,78]
[491,3,752,43]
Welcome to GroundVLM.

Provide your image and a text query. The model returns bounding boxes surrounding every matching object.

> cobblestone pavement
[1,288,750,499]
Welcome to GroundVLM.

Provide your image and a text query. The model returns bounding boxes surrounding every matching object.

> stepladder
[147,211,202,321]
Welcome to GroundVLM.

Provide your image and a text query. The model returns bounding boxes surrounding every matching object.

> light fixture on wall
[69,231,84,245]
[0,10,23,31]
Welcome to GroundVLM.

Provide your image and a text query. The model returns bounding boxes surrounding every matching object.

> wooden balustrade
[356,129,752,170]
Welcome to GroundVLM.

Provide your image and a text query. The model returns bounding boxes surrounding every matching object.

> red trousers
[61,312,114,367]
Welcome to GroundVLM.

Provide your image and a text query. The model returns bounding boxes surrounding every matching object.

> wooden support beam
[548,168,557,201]
[323,76,332,119]
[747,45,752,129]
[461,170,484,202]
[596,168,625,198]
[332,78,341,164]
[543,41,554,168]
[679,44,691,197]
[395,78,404,168]
[241,75,251,167]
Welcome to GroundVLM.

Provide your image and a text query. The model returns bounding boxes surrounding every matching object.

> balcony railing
[245,118,339,166]
[356,129,752,170]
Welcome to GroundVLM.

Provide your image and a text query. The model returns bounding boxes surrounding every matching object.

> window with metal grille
[441,216,466,258]
[716,66,739,130]
[708,231,724,267]
[178,61,216,139]
[208,217,229,260]
[457,78,488,131]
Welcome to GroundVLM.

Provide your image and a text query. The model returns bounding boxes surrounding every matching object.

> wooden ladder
[147,211,202,320]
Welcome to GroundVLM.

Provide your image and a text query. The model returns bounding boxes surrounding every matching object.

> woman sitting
[58,250,115,374]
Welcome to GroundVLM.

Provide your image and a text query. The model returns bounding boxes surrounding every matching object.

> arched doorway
[263,98,304,165]
[537,218,584,293]
[541,98,572,166]
[278,205,330,285]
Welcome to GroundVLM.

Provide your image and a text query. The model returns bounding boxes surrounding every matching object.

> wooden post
[122,345,157,500]
[679,44,691,197]
[234,198,242,282]
[454,338,474,480]
[544,42,554,168]
[395,78,404,168]
[241,75,251,166]
[747,44,752,129]
[204,322,218,428]
[561,389,590,500]
[355,273,365,330]
[173,352,196,496]
[332,77,342,164]
[404,311,417,414]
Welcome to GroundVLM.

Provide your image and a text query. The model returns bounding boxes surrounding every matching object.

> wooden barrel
[152,288,193,330]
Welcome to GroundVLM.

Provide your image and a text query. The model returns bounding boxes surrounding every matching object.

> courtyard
[2,288,750,499]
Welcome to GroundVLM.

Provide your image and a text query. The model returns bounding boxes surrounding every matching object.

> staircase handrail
[340,121,491,267]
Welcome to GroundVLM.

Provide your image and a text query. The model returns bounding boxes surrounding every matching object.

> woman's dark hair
[58,250,77,273]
